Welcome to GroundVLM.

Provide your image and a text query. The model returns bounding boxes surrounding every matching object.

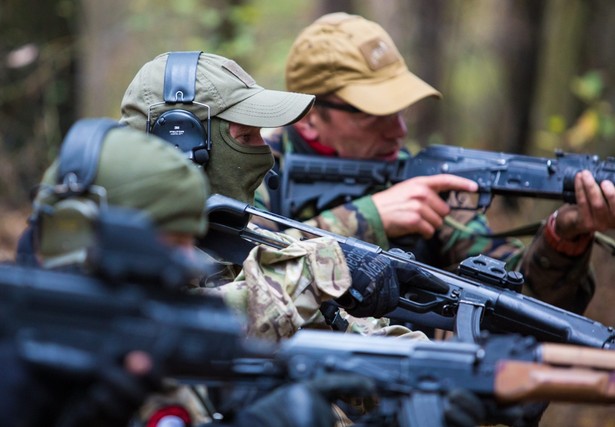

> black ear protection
[147,51,211,166]
[25,118,123,264]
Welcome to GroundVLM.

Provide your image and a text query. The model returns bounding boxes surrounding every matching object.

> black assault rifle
[0,208,255,389]
[279,144,615,216]
[6,254,615,427]
[205,194,615,349]
[207,329,615,427]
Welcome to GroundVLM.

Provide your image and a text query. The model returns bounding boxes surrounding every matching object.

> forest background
[2,1,615,425]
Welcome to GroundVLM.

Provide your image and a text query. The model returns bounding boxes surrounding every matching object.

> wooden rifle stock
[496,342,615,403]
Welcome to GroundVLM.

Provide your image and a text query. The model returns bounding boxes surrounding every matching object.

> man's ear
[293,112,319,140]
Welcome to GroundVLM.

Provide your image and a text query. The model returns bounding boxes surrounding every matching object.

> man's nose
[385,112,407,139]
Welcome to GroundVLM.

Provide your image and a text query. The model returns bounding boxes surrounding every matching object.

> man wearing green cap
[14,122,209,426]
[253,12,615,318]
[119,51,434,341]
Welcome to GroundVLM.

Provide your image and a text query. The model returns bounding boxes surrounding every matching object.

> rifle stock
[280,145,615,215]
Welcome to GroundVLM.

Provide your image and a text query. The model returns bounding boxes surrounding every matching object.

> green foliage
[540,70,615,154]
[571,70,603,102]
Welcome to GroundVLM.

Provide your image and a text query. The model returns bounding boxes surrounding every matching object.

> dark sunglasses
[314,99,364,114]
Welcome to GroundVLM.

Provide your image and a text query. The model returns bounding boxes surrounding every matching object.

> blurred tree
[80,0,251,120]
[0,0,78,206]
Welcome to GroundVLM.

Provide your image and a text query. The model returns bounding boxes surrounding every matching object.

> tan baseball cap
[121,52,315,130]
[286,12,442,116]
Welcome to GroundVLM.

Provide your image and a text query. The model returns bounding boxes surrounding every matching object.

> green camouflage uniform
[253,126,596,315]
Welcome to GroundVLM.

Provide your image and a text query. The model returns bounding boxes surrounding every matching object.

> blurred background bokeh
[2,1,615,425]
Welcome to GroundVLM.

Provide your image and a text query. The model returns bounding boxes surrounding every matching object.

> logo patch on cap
[359,38,399,71]
[222,59,256,88]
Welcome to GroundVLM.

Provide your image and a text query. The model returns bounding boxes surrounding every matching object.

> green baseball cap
[120,51,315,130]
[286,13,442,116]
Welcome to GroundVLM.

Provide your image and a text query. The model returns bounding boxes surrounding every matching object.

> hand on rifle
[554,170,615,241]
[336,243,449,318]
[371,175,478,239]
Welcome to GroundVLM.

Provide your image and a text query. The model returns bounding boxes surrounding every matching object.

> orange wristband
[543,211,594,256]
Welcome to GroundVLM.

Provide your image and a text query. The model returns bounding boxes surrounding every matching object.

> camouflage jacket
[190,226,428,342]
[253,126,596,315]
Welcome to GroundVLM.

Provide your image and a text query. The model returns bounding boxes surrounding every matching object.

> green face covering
[205,118,274,204]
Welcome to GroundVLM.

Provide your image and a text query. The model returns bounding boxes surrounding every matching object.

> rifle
[5,249,615,427]
[279,144,615,216]
[196,329,615,427]
[205,194,615,349]
[0,208,255,386]
[7,207,615,426]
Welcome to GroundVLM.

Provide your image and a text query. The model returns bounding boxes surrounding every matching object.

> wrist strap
[544,211,594,256]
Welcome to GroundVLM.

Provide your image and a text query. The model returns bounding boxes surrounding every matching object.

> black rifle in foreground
[279,144,615,216]
[0,208,254,388]
[205,194,615,349]
[6,255,615,427]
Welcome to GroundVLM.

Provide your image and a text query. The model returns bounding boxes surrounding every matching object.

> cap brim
[217,89,315,128]
[336,71,442,116]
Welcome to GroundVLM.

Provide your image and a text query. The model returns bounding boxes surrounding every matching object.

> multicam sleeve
[436,208,525,269]
[340,310,430,340]
[202,235,352,342]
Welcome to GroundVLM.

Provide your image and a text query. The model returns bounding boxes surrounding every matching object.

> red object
[294,126,337,156]
[544,211,594,256]
[146,405,192,427]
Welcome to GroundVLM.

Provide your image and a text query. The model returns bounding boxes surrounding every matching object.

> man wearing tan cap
[255,12,615,319]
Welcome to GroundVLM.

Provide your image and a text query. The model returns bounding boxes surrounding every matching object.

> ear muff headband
[32,118,123,264]
[162,51,200,103]
[58,118,124,193]
[148,51,211,165]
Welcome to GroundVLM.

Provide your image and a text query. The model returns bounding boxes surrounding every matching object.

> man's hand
[371,175,478,239]
[336,243,448,318]
[555,170,615,239]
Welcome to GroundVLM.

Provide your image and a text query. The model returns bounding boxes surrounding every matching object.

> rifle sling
[445,216,615,254]
[444,216,543,239]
